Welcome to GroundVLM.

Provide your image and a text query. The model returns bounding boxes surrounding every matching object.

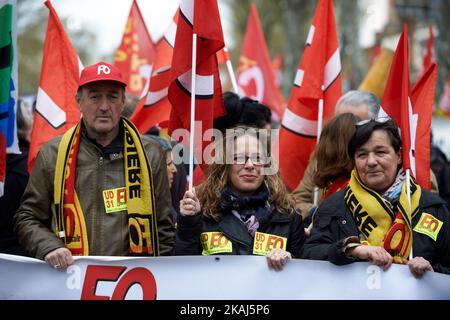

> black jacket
[174,208,305,258]
[0,139,29,255]
[301,189,450,275]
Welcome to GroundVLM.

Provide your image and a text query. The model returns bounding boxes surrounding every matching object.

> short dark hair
[239,97,271,128]
[213,92,272,132]
[213,91,243,132]
[348,119,401,161]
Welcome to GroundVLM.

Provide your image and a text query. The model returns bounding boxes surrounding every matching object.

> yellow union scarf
[54,117,159,256]
[345,169,421,262]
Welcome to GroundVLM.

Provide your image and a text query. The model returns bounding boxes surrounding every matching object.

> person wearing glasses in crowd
[174,127,305,271]
[302,119,450,278]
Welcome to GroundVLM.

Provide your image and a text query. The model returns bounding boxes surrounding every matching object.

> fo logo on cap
[78,61,127,88]
[97,65,111,75]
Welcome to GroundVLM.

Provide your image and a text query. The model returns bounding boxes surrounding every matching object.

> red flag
[28,0,81,172]
[130,12,178,133]
[168,0,225,163]
[276,0,342,191]
[114,0,155,97]
[237,3,284,119]
[411,63,437,190]
[422,26,435,72]
[380,25,413,172]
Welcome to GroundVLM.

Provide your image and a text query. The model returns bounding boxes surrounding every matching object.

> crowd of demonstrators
[14,62,175,270]
[175,127,304,271]
[302,119,450,278]
[0,100,33,256]
[293,90,380,222]
[0,71,448,280]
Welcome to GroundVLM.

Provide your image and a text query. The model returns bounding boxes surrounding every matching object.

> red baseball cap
[78,61,127,88]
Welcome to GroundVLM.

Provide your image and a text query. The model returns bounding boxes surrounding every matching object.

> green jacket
[15,130,175,259]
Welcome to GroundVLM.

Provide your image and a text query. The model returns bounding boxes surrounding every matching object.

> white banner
[0,254,449,300]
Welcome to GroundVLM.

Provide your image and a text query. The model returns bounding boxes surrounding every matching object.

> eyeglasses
[232,154,268,166]
[356,117,391,127]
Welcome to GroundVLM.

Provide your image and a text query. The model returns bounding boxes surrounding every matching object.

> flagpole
[406,168,413,260]
[225,59,239,94]
[188,33,198,192]
[308,94,325,234]
[313,94,325,206]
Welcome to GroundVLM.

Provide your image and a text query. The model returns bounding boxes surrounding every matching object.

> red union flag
[168,0,225,161]
[114,0,156,97]
[130,12,178,133]
[237,3,284,119]
[380,25,413,172]
[276,0,342,191]
[28,0,81,172]
[411,63,437,190]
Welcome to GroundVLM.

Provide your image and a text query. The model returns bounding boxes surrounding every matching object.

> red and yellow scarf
[345,169,421,263]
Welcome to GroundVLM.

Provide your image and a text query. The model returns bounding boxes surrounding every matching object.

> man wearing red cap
[15,62,175,269]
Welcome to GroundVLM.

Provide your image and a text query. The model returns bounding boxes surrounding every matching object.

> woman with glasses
[302,119,450,278]
[174,127,305,271]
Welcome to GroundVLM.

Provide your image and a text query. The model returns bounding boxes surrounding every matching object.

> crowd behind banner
[2,0,450,300]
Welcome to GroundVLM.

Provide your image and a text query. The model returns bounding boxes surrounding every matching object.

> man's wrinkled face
[77,81,125,137]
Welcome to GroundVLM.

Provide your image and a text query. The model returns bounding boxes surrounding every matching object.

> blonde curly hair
[197,126,296,221]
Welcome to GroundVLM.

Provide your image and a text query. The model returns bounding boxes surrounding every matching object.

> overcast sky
[50,0,233,61]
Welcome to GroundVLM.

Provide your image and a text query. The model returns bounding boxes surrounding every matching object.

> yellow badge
[102,187,127,214]
[200,232,232,255]
[413,213,443,241]
[253,232,287,256]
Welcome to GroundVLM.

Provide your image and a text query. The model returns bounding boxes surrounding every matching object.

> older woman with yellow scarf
[302,119,450,278]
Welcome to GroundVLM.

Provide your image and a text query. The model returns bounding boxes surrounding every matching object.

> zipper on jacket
[218,229,252,254]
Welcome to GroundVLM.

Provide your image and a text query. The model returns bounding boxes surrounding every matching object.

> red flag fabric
[422,26,435,72]
[130,12,178,133]
[411,63,437,190]
[217,46,230,65]
[237,3,284,119]
[380,25,413,172]
[168,0,225,163]
[276,0,342,191]
[28,0,81,172]
[114,0,156,97]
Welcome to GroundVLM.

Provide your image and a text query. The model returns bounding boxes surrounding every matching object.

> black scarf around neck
[219,185,272,235]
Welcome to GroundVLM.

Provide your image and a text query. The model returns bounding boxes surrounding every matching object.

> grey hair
[335,90,380,119]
